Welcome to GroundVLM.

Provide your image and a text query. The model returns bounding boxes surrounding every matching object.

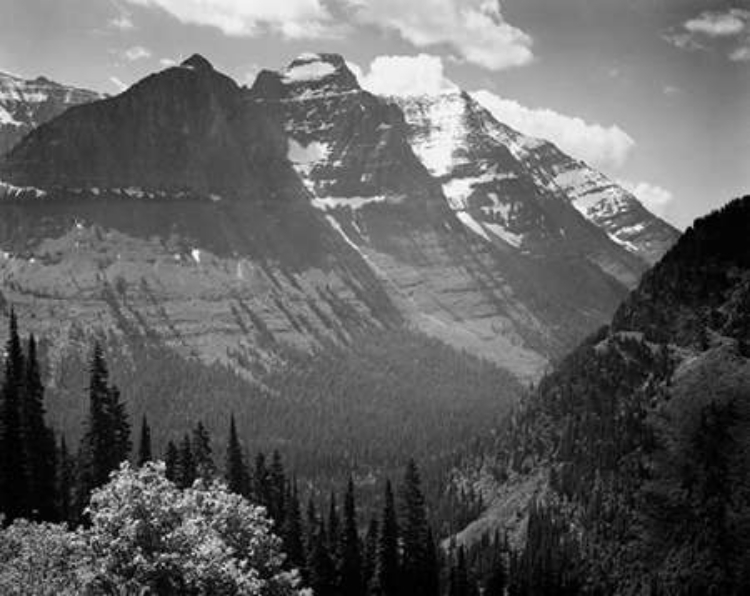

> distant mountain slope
[250,54,665,377]
[0,70,102,156]
[397,90,679,268]
[458,195,750,595]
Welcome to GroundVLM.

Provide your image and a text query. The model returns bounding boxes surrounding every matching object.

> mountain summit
[251,53,360,100]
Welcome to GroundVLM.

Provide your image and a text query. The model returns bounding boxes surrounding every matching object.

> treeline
[0,313,517,595]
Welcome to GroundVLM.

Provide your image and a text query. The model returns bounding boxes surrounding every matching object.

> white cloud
[684,9,749,37]
[355,54,457,96]
[109,76,128,92]
[124,0,338,39]
[346,0,533,70]
[123,45,152,61]
[159,58,177,67]
[729,45,750,62]
[109,13,135,31]
[618,180,674,215]
[473,89,635,171]
[665,9,750,61]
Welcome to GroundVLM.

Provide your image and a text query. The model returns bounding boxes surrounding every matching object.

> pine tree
[328,492,341,561]
[225,415,248,497]
[377,479,401,596]
[400,459,435,596]
[0,310,28,522]
[77,342,130,513]
[254,452,270,507]
[192,421,214,480]
[282,479,306,571]
[340,477,364,596]
[57,434,75,525]
[20,333,57,521]
[164,440,179,483]
[308,519,337,596]
[177,433,196,488]
[363,517,379,591]
[269,450,287,523]
[401,460,432,596]
[137,415,152,467]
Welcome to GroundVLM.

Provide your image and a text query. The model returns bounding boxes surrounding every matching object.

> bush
[0,463,307,596]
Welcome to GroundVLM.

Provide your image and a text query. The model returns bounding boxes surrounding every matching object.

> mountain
[455,196,750,594]
[0,53,678,484]
[395,90,678,268]
[250,54,676,377]
[0,70,102,156]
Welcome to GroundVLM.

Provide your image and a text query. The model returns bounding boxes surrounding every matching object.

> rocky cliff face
[249,56,674,376]
[0,55,401,381]
[0,53,677,384]
[0,70,102,156]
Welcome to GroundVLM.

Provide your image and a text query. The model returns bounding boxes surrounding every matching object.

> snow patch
[0,105,20,126]
[312,196,393,211]
[456,211,490,241]
[191,249,201,264]
[485,223,523,247]
[442,172,499,210]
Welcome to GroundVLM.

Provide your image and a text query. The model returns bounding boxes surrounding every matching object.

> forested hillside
[459,196,750,595]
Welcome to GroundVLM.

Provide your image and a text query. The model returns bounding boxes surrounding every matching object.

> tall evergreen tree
[137,415,152,467]
[192,421,215,480]
[0,310,28,522]
[177,433,196,488]
[57,435,74,525]
[20,333,57,521]
[225,415,248,497]
[282,479,306,571]
[164,440,179,483]
[308,519,337,596]
[269,450,287,523]
[400,459,436,596]
[363,517,379,591]
[377,479,401,596]
[77,342,130,513]
[340,477,364,596]
[254,451,270,508]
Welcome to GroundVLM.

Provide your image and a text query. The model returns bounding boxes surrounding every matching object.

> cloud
[123,45,152,61]
[159,58,177,67]
[355,54,457,96]
[684,9,749,37]
[109,76,128,92]
[345,0,533,70]
[729,45,750,62]
[109,13,135,31]
[124,0,338,39]
[665,9,750,61]
[473,90,635,171]
[617,180,674,216]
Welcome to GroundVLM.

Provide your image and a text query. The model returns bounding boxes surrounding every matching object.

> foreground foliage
[0,463,305,596]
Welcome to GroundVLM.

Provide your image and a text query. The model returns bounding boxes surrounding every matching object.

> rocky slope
[249,54,669,377]
[0,70,102,156]
[0,55,401,378]
[398,90,678,268]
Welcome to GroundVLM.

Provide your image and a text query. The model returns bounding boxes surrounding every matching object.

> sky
[1,0,748,228]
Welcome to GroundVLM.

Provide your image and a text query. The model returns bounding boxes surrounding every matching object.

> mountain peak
[250,52,359,101]
[181,53,214,72]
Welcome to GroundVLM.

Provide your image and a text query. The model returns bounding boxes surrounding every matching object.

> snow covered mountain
[0,70,102,156]
[248,54,676,376]
[394,90,678,268]
[0,53,677,386]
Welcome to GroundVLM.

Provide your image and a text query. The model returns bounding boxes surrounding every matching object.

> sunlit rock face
[0,70,103,156]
